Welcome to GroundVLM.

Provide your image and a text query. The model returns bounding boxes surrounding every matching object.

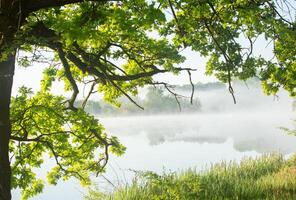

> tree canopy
[0,0,295,199]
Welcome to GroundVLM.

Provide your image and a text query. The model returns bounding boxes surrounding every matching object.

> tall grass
[86,153,296,200]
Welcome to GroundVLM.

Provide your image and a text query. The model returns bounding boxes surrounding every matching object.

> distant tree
[143,87,200,113]
[144,87,168,112]
[76,100,102,114]
[82,87,201,115]
[0,0,295,199]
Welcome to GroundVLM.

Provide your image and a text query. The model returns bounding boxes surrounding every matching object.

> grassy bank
[86,154,296,200]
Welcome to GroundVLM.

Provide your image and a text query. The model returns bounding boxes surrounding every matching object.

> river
[12,87,296,199]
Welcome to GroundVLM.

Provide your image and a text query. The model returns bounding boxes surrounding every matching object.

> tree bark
[0,52,15,200]
[0,0,19,198]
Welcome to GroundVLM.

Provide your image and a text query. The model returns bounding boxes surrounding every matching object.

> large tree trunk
[0,52,15,200]
[0,1,26,198]
[0,1,19,198]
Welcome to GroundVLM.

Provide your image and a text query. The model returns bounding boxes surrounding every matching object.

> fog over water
[96,83,295,189]
[13,83,295,199]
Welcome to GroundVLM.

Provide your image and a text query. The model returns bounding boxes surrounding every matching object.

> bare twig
[109,80,144,110]
[187,70,194,104]
[82,81,96,109]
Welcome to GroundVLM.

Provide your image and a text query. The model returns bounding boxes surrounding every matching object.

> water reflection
[148,134,227,146]
[101,113,296,154]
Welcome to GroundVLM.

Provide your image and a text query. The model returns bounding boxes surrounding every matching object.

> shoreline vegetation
[79,78,291,116]
[78,82,230,116]
[77,85,204,115]
[86,153,296,200]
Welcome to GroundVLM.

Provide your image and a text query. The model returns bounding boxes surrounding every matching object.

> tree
[0,0,294,199]
[1,1,190,199]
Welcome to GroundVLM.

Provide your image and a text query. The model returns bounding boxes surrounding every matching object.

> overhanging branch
[25,0,107,13]
[27,21,196,110]
[56,45,79,110]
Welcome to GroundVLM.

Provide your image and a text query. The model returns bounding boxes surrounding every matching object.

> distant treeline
[78,80,268,115]
[77,87,201,116]
[176,78,262,92]
[176,82,225,91]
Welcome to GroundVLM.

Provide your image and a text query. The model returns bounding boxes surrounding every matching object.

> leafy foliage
[10,87,125,199]
[160,0,296,96]
[9,1,189,198]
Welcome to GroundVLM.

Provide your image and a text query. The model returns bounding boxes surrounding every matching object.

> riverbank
[86,153,296,199]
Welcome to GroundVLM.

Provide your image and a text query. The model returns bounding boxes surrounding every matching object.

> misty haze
[19,80,295,200]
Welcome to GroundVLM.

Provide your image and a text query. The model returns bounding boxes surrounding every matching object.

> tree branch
[25,0,106,13]
[82,81,96,109]
[109,80,144,110]
[56,45,79,110]
[204,20,236,104]
[187,70,194,104]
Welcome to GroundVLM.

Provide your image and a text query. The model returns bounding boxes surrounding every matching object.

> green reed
[86,153,296,200]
